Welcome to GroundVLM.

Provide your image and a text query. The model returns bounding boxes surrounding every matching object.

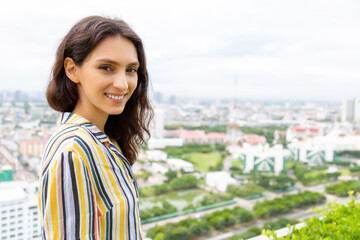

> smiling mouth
[105,93,126,100]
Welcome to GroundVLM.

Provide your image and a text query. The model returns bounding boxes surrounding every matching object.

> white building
[341,98,360,123]
[205,171,237,192]
[354,99,360,123]
[229,144,291,174]
[288,134,360,165]
[151,108,165,138]
[145,150,167,162]
[150,162,169,174]
[166,158,194,173]
[147,138,183,149]
[286,124,329,142]
[0,182,41,240]
[342,99,355,122]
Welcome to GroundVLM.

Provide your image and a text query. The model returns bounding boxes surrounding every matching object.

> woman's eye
[127,67,138,73]
[99,65,112,71]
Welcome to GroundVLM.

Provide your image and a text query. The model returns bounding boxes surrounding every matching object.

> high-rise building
[353,99,360,123]
[341,98,360,123]
[0,183,41,240]
[154,91,163,104]
[151,108,164,139]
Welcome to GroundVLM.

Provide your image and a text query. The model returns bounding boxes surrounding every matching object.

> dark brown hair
[46,15,153,164]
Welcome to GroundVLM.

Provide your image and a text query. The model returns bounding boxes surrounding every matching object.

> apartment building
[0,183,40,240]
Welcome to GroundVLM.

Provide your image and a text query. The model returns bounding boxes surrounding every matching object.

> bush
[254,191,325,218]
[350,166,360,172]
[293,164,339,186]
[325,180,360,197]
[139,174,198,197]
[140,200,178,220]
[264,193,360,239]
[250,171,295,191]
[228,227,262,240]
[146,206,254,240]
[263,217,299,230]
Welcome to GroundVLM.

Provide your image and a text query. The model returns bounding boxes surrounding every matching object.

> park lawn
[339,168,351,176]
[231,159,242,169]
[182,152,222,171]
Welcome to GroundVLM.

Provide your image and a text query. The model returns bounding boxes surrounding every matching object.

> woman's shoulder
[42,123,94,163]
[50,121,92,145]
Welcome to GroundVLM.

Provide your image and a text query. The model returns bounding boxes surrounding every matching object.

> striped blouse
[38,112,143,239]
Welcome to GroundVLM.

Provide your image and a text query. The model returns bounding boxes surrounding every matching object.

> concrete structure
[204,132,226,144]
[342,99,355,122]
[229,144,291,174]
[288,134,360,165]
[146,150,167,161]
[205,171,237,192]
[354,98,360,123]
[164,129,226,144]
[286,124,329,142]
[0,182,41,240]
[167,158,194,173]
[150,162,169,174]
[151,108,165,138]
[288,140,334,165]
[243,134,267,145]
[227,123,243,145]
[19,138,49,158]
[341,98,360,123]
[147,138,183,149]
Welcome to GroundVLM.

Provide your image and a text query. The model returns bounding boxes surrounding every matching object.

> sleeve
[39,151,99,239]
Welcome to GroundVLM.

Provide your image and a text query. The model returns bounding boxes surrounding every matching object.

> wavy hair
[46,16,153,164]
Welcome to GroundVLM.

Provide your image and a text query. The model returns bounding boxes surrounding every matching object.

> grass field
[181,152,222,171]
[339,168,351,176]
[231,159,242,168]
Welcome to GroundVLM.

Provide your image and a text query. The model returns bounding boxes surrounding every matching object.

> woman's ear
[64,57,80,83]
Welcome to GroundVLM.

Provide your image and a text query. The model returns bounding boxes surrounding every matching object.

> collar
[60,112,110,144]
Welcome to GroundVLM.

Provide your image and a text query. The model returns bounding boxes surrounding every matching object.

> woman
[38,16,153,239]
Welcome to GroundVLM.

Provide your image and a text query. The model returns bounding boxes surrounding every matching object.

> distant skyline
[1,0,360,101]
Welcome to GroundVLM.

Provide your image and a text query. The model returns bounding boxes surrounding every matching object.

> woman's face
[68,36,139,126]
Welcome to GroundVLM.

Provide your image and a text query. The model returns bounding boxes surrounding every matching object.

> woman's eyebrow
[96,58,139,66]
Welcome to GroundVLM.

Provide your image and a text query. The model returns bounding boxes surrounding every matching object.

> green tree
[171,226,191,240]
[214,143,226,152]
[165,169,177,183]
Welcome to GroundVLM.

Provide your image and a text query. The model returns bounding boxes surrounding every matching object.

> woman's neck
[72,104,108,133]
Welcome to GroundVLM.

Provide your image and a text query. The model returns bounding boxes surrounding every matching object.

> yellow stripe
[73,152,87,238]
[95,143,127,238]
[42,126,76,171]
[49,158,60,237]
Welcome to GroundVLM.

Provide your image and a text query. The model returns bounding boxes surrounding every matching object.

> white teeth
[106,94,125,100]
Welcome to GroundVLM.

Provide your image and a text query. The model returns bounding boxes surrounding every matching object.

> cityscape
[1,90,359,239]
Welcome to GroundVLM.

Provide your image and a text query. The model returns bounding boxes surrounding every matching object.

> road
[223,155,233,172]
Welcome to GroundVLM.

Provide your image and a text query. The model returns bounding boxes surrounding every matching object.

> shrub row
[294,164,340,186]
[325,180,360,197]
[139,174,198,197]
[227,217,299,240]
[254,191,326,218]
[146,206,254,240]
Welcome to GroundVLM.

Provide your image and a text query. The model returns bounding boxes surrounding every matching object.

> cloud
[0,0,359,101]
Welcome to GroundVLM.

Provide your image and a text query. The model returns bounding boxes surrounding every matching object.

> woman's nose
[113,71,128,90]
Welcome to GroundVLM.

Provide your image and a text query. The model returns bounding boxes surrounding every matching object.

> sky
[0,0,359,101]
